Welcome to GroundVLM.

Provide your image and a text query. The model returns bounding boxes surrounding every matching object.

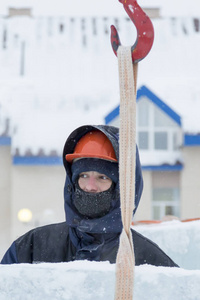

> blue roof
[0,136,11,146]
[184,134,200,146]
[142,164,183,171]
[13,156,62,165]
[105,85,181,126]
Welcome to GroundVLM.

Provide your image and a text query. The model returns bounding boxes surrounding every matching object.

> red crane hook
[111,0,154,63]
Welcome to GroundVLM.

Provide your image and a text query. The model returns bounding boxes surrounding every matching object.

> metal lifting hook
[111,0,154,63]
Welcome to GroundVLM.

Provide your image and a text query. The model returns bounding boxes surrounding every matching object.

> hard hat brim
[65,153,118,163]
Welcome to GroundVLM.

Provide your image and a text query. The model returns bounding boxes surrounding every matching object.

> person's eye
[79,173,87,179]
[99,175,110,181]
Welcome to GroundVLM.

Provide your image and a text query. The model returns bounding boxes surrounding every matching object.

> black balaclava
[71,158,119,219]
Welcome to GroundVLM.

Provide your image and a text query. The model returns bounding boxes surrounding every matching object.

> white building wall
[134,170,152,221]
[181,146,200,219]
[134,169,182,221]
[11,165,65,241]
[0,145,12,259]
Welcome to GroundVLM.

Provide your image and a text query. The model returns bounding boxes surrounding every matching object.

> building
[105,85,200,221]
[0,0,200,258]
[0,136,65,259]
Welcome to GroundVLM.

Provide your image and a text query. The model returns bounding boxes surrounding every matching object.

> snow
[0,262,200,299]
[0,3,200,298]
[0,0,125,17]
[0,15,119,155]
[161,0,200,17]
[133,220,200,270]
[0,15,200,156]
[1,0,200,17]
[142,0,200,17]
[0,220,200,299]
[138,17,200,134]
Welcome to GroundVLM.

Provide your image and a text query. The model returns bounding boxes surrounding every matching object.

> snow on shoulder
[0,261,200,300]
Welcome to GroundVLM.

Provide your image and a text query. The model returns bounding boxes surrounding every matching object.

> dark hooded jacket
[1,125,178,267]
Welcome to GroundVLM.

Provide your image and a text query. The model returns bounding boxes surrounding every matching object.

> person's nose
[85,176,98,193]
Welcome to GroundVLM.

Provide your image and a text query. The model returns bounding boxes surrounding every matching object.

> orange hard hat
[65,130,117,163]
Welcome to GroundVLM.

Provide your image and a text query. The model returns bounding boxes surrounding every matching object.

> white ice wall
[133,220,200,270]
[0,261,200,300]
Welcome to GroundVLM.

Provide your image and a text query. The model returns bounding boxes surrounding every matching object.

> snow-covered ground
[0,220,199,299]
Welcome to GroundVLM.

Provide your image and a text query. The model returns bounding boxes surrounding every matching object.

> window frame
[137,97,181,152]
[152,187,180,220]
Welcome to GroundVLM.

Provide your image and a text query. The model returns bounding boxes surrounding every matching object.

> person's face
[78,171,112,193]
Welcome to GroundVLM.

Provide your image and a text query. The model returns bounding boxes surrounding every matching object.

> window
[137,97,181,152]
[154,105,176,127]
[154,132,167,150]
[152,188,180,220]
[138,131,149,149]
[173,132,180,150]
[138,99,149,126]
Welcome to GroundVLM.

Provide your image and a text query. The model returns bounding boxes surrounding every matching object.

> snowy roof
[137,18,200,134]
[0,0,200,17]
[125,16,200,133]
[105,85,182,127]
[0,14,200,157]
